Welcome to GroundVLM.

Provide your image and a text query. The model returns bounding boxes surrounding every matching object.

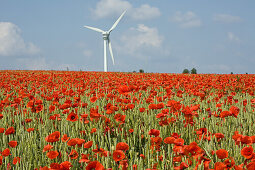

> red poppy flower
[106,109,113,114]
[214,162,226,169]
[114,113,126,124]
[25,119,32,123]
[49,105,56,113]
[174,138,184,146]
[0,114,3,120]
[171,133,180,139]
[0,156,2,166]
[69,149,78,159]
[119,160,128,169]
[43,145,53,152]
[2,148,11,157]
[35,104,43,113]
[148,129,160,137]
[216,149,228,159]
[79,154,90,163]
[148,104,157,110]
[5,127,15,135]
[175,162,189,169]
[46,151,59,159]
[241,146,253,159]
[164,137,175,144]
[118,85,131,95]
[116,142,129,152]
[139,108,145,112]
[216,103,222,108]
[224,157,235,169]
[82,103,88,108]
[214,133,225,142]
[67,138,78,146]
[45,131,60,143]
[146,98,153,104]
[76,138,85,147]
[140,154,145,159]
[60,161,72,169]
[0,128,5,133]
[185,142,202,155]
[229,106,240,118]
[150,137,162,151]
[219,111,231,118]
[84,141,93,149]
[247,161,255,170]
[61,134,70,142]
[66,112,78,122]
[90,128,97,134]
[26,128,35,132]
[90,96,98,103]
[129,129,134,133]
[156,103,164,109]
[38,166,49,170]
[50,163,61,169]
[241,136,252,145]
[251,136,255,143]
[13,157,21,165]
[86,161,104,170]
[113,150,125,162]
[8,141,18,148]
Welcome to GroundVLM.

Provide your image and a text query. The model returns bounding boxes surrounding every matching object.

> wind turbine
[84,10,126,72]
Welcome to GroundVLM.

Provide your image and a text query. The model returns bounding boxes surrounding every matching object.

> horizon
[0,0,255,74]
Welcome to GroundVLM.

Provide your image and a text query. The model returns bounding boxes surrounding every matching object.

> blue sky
[0,0,254,73]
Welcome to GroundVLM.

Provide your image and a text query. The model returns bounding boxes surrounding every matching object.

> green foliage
[139,69,144,73]
[191,68,197,74]
[182,69,190,74]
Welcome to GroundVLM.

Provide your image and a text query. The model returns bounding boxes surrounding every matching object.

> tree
[231,72,233,74]
[139,69,144,73]
[182,69,189,74]
[191,68,197,74]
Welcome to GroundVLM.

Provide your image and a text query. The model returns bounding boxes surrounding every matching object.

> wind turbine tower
[84,10,126,72]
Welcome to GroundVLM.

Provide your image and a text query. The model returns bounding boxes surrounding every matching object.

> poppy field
[0,70,255,170]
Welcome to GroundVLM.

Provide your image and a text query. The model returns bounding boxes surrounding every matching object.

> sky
[0,0,255,74]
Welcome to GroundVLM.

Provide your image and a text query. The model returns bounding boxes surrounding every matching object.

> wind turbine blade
[108,10,126,32]
[108,38,115,65]
[84,26,104,33]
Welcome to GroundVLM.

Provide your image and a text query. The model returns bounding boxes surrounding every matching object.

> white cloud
[0,22,40,56]
[130,4,161,20]
[228,32,240,43]
[170,11,202,28]
[119,24,163,54]
[92,0,160,20]
[213,14,242,23]
[92,0,132,18]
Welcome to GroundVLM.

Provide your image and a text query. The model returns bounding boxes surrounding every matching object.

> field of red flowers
[0,70,255,170]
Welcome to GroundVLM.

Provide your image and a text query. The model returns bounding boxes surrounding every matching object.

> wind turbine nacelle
[102,32,109,40]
